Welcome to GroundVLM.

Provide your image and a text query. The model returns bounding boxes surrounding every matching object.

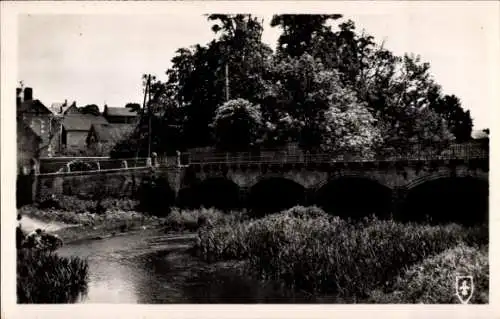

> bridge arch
[178,177,241,210]
[404,171,488,191]
[137,176,176,215]
[400,176,488,225]
[314,176,393,219]
[247,177,306,216]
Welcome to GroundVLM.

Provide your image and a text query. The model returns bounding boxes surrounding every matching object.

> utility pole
[146,75,152,158]
[140,74,152,159]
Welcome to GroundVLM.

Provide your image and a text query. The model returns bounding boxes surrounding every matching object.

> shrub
[17,249,89,303]
[283,205,329,219]
[369,244,489,303]
[36,195,139,215]
[165,207,246,232]
[197,209,487,300]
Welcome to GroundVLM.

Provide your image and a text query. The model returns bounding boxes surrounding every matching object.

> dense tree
[269,16,468,152]
[79,104,100,116]
[261,54,381,154]
[125,103,141,112]
[211,98,264,151]
[162,15,273,149]
[116,14,474,158]
[270,14,342,59]
[430,94,473,143]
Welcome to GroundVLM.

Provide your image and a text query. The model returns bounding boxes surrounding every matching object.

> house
[17,87,61,157]
[50,100,79,116]
[61,113,108,154]
[86,123,136,155]
[103,105,138,124]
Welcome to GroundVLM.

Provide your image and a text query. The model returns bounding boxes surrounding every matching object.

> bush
[17,249,89,303]
[197,208,487,300]
[37,195,139,215]
[165,207,246,232]
[369,244,489,303]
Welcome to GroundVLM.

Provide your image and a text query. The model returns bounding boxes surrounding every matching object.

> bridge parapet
[181,142,488,166]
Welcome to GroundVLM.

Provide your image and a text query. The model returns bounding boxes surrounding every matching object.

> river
[57,229,317,304]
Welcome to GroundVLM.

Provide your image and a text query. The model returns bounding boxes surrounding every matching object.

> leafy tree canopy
[115,14,474,157]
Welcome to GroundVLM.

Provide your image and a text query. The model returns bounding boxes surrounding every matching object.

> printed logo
[456,275,474,304]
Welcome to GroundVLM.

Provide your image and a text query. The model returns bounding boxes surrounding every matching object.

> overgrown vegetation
[195,205,488,303]
[17,249,89,303]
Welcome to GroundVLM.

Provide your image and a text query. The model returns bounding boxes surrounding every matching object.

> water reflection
[59,230,315,304]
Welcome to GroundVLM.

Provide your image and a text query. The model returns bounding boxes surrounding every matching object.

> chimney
[16,88,22,104]
[24,87,33,101]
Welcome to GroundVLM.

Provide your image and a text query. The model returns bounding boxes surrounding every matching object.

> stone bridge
[29,143,489,224]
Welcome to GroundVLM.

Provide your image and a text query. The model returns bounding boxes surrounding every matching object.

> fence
[38,157,151,174]
[181,142,489,165]
[35,142,488,174]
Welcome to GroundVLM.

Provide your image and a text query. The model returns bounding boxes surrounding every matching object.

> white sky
[18,6,499,130]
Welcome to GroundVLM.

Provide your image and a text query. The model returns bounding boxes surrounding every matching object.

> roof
[17,100,52,115]
[50,103,67,114]
[105,106,138,117]
[50,102,79,115]
[63,114,108,131]
[90,123,136,143]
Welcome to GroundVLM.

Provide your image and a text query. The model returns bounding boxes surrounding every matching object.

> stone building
[61,113,108,155]
[16,87,61,159]
[86,122,136,156]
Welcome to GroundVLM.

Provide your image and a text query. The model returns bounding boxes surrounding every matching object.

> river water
[57,229,315,304]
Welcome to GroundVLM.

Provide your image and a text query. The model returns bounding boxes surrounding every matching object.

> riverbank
[18,205,166,244]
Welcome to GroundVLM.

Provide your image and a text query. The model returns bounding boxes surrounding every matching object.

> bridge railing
[38,157,151,174]
[182,142,488,165]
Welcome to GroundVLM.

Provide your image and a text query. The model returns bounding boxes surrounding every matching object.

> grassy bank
[17,249,89,303]
[19,195,165,243]
[194,206,488,303]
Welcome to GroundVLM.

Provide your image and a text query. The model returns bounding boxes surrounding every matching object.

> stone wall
[35,167,153,200]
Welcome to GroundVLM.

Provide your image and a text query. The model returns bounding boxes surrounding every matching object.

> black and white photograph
[2,1,498,312]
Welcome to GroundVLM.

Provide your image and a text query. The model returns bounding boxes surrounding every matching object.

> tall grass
[196,206,488,301]
[17,249,89,303]
[369,243,489,303]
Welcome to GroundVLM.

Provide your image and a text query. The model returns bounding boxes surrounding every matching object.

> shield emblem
[456,275,474,304]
